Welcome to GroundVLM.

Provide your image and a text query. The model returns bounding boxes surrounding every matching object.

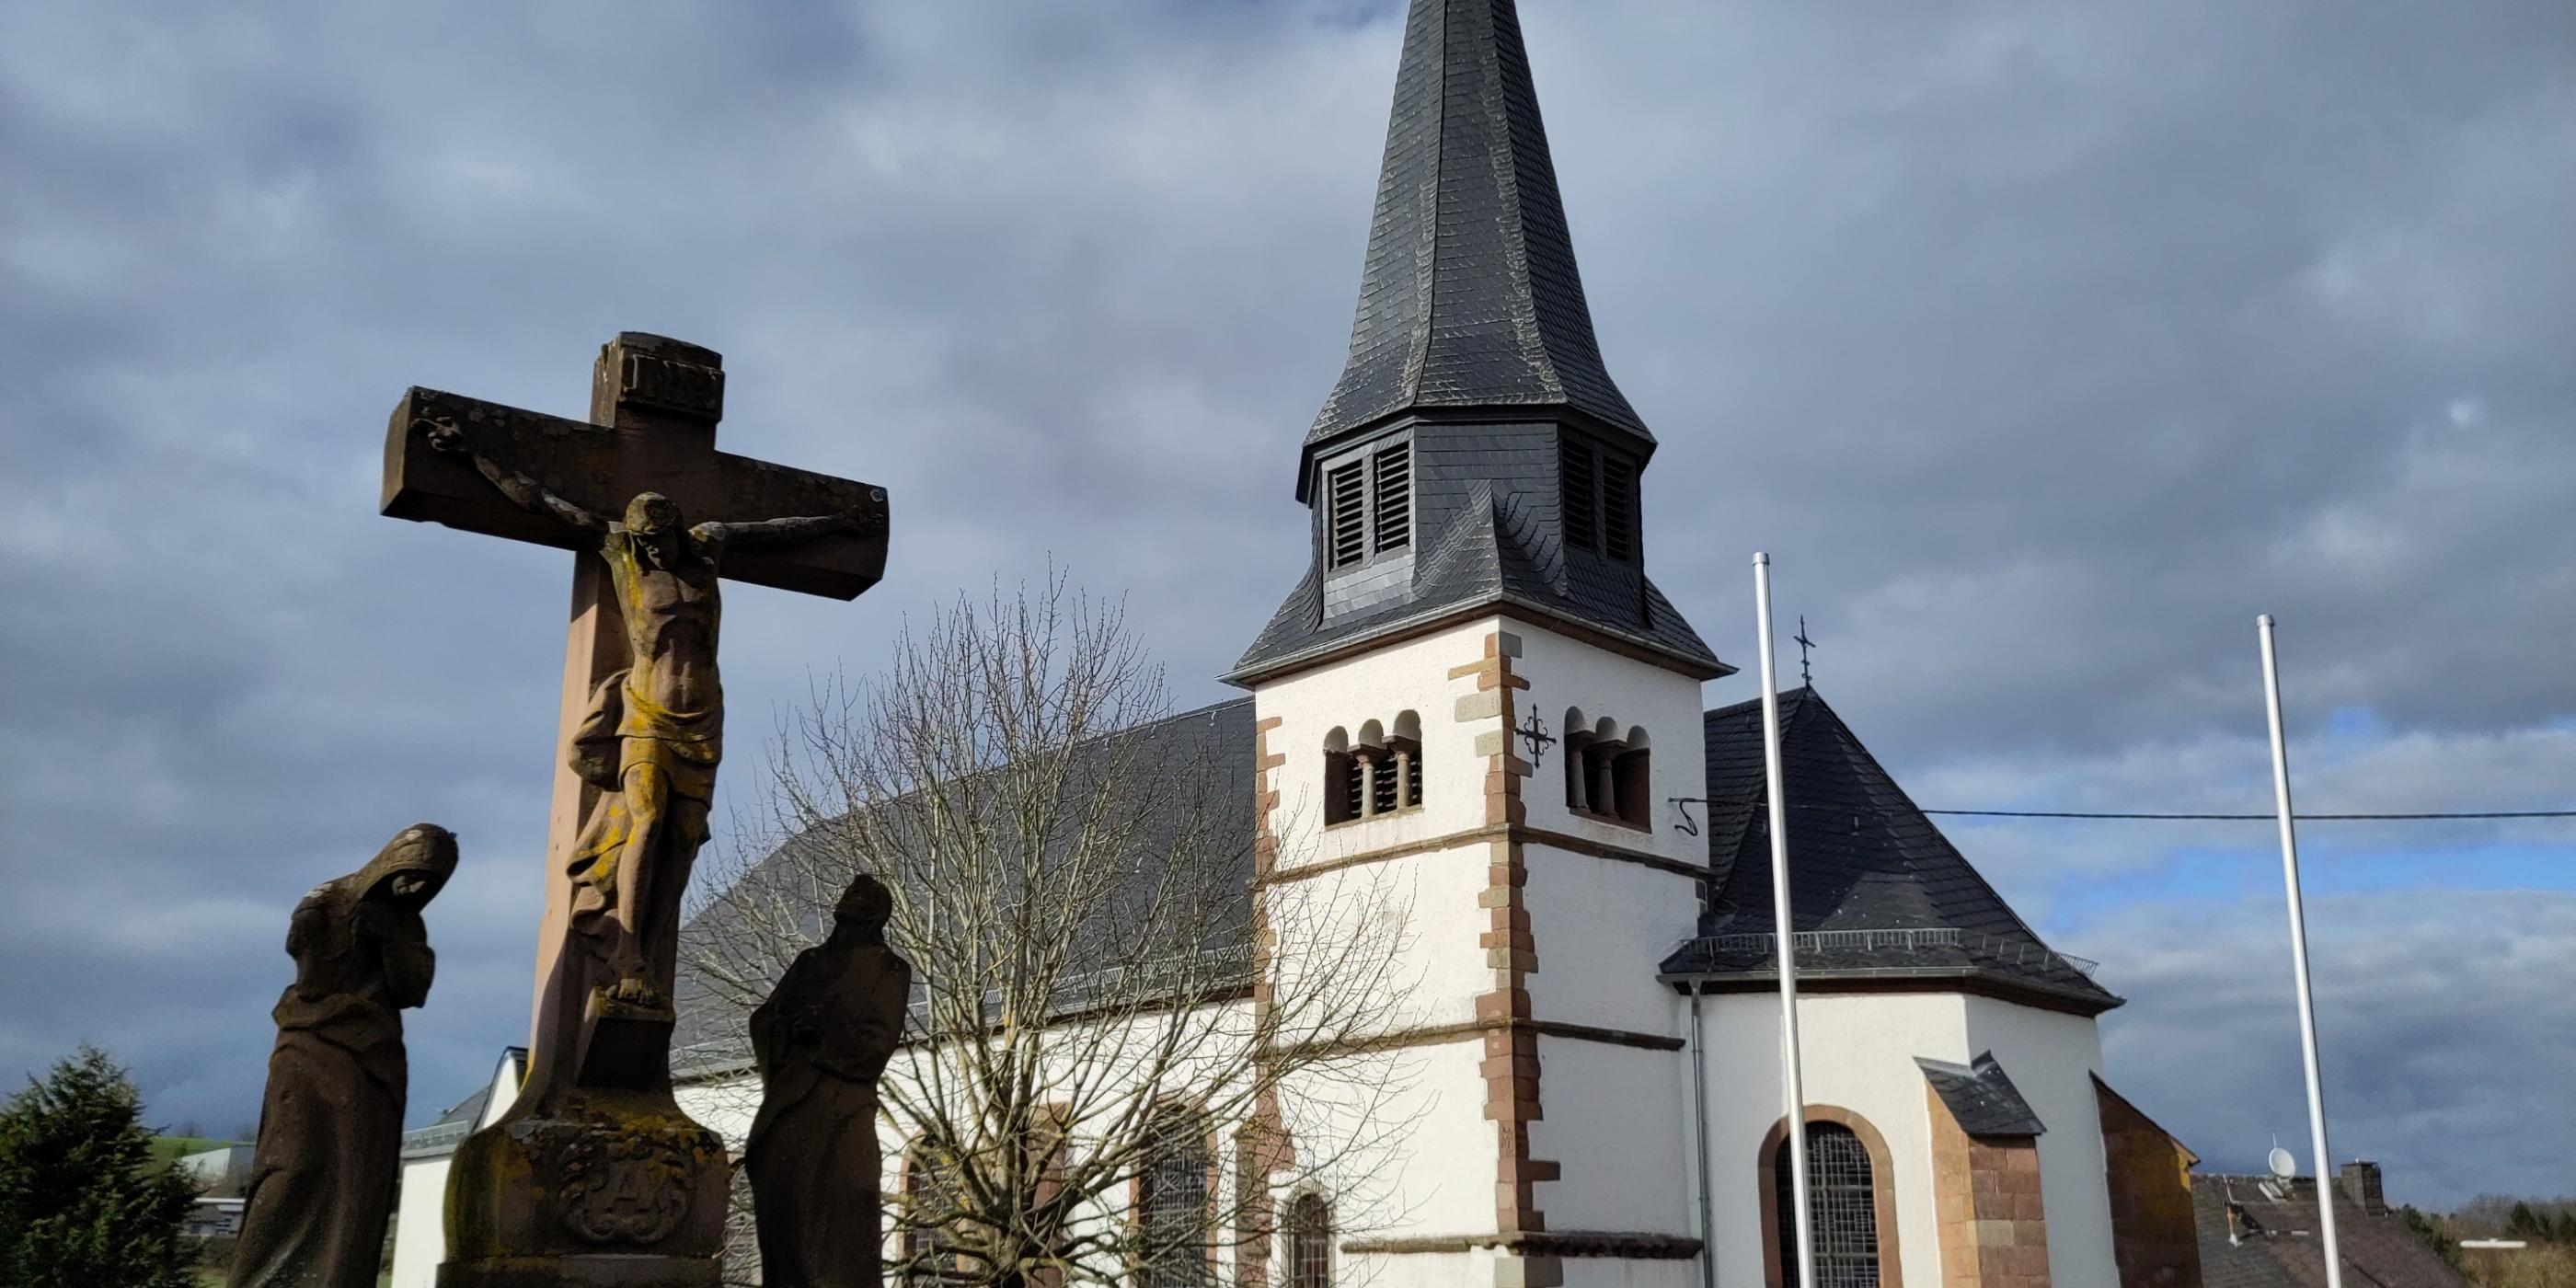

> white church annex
[398,2,2201,1286]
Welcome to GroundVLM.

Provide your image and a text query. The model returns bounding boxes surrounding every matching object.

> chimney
[2339,1160,2387,1215]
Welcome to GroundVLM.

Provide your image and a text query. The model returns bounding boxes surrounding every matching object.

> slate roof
[1304,0,1649,466]
[1228,477,1725,684]
[1659,687,2122,1014]
[2194,1175,2468,1288]
[673,698,1259,1071]
[398,1046,523,1160]
[428,1047,523,1128]
[1916,1052,2046,1137]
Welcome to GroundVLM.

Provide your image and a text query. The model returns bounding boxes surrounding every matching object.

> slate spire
[1303,0,1647,483]
[1231,0,1722,687]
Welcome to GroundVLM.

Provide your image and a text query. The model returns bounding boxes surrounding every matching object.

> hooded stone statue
[231,823,457,1288]
[746,874,914,1288]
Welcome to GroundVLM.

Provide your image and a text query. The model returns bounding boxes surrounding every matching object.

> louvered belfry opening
[1368,738,1422,814]
[1371,444,1410,552]
[1600,453,1636,560]
[1560,439,1597,551]
[1559,438,1639,566]
[1325,717,1423,826]
[1322,441,1410,574]
[1326,460,1367,569]
[1326,747,1359,825]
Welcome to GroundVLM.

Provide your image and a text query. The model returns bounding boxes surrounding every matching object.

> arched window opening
[1390,710,1423,811]
[1774,1122,1881,1288]
[901,1143,969,1284]
[1612,726,1652,829]
[1139,1109,1212,1288]
[1323,729,1355,826]
[1563,715,1650,830]
[1561,707,1593,812]
[1284,1194,1333,1288]
[1583,735,1622,822]
[1328,718,1422,823]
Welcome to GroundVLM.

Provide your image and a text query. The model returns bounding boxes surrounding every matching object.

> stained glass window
[1775,1121,1880,1288]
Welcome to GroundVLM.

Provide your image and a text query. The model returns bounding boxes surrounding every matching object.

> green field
[152,1135,244,1167]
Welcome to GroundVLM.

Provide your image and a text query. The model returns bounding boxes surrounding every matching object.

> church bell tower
[1232,4,1730,1288]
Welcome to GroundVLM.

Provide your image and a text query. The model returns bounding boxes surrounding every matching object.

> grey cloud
[3,0,2569,1188]
[2082,889,2576,1208]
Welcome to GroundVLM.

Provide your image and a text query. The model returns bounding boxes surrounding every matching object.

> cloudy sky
[5,0,2570,1209]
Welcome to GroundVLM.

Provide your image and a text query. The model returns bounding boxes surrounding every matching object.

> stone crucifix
[382,333,887,1286]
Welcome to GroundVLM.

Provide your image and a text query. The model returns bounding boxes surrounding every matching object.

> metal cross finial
[1794,615,1816,686]
[1515,709,1556,767]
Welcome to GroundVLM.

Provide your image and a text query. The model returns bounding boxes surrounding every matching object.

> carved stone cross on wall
[381,332,887,1286]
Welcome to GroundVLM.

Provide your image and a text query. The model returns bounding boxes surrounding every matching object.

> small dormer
[1556,432,1641,569]
[1317,430,1413,621]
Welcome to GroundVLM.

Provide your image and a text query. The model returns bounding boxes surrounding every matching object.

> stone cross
[381,332,887,1286]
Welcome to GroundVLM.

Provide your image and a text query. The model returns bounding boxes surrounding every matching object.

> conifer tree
[0,1045,201,1288]
[2508,1202,2545,1240]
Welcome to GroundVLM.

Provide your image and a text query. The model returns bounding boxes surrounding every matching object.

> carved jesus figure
[422,417,876,1006]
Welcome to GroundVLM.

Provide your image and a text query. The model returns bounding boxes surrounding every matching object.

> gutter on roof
[1660,967,2124,1018]
[1225,592,1732,687]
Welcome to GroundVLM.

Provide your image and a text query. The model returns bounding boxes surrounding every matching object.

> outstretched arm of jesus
[692,502,879,552]
[416,418,607,536]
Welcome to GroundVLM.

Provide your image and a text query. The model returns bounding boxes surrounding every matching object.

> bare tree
[683,576,1416,1288]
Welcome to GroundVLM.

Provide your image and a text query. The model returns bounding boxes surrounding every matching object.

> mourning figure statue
[747,875,914,1288]
[231,823,456,1288]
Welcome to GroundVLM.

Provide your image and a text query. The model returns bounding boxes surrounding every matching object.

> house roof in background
[2195,1173,2468,1287]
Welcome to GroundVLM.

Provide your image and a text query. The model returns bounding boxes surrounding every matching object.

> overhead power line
[1665,798,2576,836]
[1918,808,2576,822]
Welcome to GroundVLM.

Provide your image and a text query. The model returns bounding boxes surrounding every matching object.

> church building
[1208,3,2176,1282]
[400,3,2206,1286]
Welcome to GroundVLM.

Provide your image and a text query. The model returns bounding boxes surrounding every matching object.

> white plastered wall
[390,1055,524,1288]
[390,1156,452,1288]
[1259,617,1502,1037]
[1694,989,2118,1288]
[1254,617,1507,1282]
[1508,622,1708,1263]
[1696,992,1962,1288]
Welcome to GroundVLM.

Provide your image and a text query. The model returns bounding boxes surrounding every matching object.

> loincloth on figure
[562,670,720,910]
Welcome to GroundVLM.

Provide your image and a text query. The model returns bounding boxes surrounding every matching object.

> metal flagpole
[2259,614,2344,1288]
[1754,553,1815,1288]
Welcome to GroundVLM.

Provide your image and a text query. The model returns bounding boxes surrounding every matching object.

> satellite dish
[2268,1146,2298,1179]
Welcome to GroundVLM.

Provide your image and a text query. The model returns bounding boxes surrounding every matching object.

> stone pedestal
[440,995,730,1288]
